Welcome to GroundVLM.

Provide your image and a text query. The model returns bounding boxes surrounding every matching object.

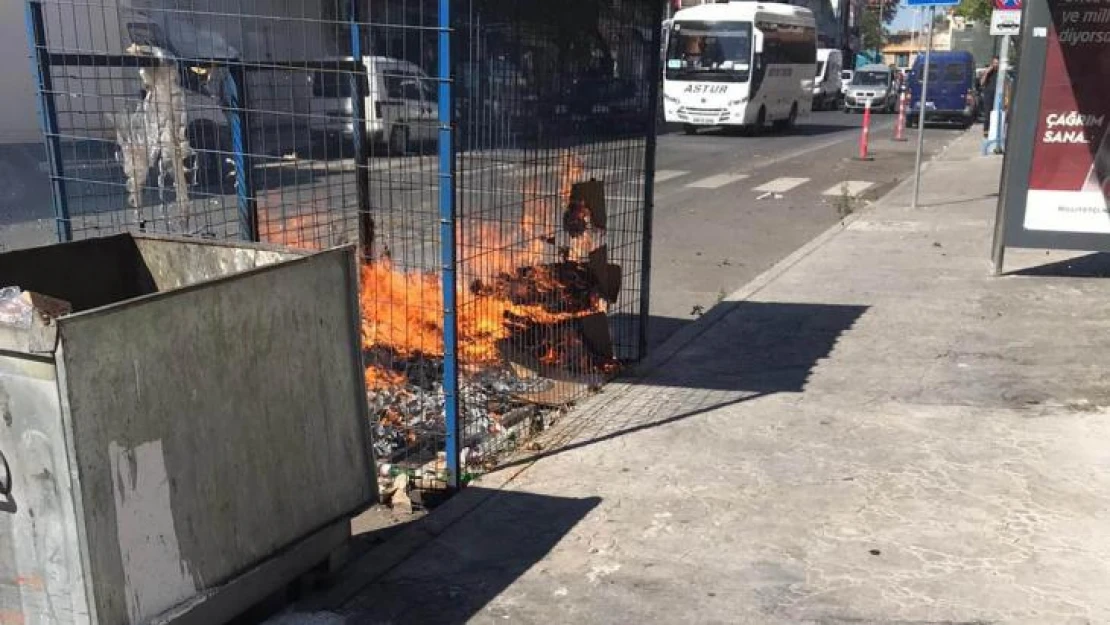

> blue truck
[906,50,979,129]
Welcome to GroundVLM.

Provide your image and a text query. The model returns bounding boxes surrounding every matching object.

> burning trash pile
[360,153,623,477]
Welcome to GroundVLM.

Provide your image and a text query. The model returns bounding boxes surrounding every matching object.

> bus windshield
[665,21,753,82]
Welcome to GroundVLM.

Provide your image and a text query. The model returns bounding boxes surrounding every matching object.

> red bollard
[855,100,874,161]
[893,92,908,142]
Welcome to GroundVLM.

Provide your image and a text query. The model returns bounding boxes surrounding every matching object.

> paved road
[644,109,967,350]
[0,108,968,357]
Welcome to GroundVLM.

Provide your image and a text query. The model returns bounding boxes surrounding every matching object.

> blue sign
[907,0,960,6]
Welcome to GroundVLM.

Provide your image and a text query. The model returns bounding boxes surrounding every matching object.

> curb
[633,128,969,378]
[630,209,865,378]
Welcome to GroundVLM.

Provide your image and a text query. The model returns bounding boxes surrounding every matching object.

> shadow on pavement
[645,301,868,392]
[337,488,600,623]
[498,301,867,472]
[1009,252,1110,278]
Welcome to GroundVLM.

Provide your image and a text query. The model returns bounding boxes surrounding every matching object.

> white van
[308,56,437,155]
[812,49,843,110]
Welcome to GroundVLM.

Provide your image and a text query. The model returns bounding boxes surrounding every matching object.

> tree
[859,0,900,53]
[954,0,993,24]
[860,8,886,51]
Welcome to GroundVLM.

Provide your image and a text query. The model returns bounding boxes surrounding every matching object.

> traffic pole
[893,92,908,142]
[983,33,1011,154]
[911,5,936,210]
[855,99,874,161]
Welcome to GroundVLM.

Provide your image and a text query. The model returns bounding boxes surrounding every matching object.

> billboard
[1021,0,1110,234]
[993,0,1110,267]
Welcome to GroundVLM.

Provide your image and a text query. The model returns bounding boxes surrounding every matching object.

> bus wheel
[775,103,798,133]
[683,124,698,135]
[752,107,767,136]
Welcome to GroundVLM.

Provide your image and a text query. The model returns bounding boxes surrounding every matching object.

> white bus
[662,2,817,135]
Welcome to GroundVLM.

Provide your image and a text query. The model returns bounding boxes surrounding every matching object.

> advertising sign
[1022,0,1110,234]
[990,8,1022,34]
[993,0,1110,270]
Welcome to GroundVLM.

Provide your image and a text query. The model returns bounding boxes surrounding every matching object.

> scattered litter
[0,287,32,328]
[388,473,412,515]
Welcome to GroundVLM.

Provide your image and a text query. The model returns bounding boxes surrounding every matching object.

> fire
[262,150,608,389]
[257,195,329,250]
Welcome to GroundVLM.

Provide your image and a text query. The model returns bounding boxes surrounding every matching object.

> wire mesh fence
[26,0,660,489]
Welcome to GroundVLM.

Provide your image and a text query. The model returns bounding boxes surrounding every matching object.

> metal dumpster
[0,234,376,625]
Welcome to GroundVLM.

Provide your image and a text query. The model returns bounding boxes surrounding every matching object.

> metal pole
[911,5,935,210]
[349,0,373,260]
[225,67,256,241]
[437,0,461,490]
[25,1,72,242]
[639,0,664,360]
[986,34,1010,153]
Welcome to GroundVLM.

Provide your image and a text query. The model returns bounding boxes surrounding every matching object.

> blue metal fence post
[25,0,72,242]
[438,0,461,489]
[639,0,664,360]
[224,66,257,241]
[348,0,374,259]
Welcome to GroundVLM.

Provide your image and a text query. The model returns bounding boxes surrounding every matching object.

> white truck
[812,48,843,111]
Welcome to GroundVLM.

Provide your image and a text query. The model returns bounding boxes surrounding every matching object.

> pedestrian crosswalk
[647,171,882,200]
[752,177,810,194]
[821,181,874,197]
[686,173,750,189]
[653,169,689,183]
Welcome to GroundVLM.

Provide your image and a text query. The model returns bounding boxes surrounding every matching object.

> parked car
[843,64,897,113]
[906,50,977,128]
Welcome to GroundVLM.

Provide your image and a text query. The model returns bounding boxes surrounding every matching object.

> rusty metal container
[0,234,375,625]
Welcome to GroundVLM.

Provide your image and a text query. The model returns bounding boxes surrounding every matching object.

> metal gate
[25,0,661,488]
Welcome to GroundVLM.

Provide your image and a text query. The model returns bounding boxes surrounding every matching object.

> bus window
[665,21,753,80]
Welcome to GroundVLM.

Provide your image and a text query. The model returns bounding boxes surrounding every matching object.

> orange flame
[262,151,604,387]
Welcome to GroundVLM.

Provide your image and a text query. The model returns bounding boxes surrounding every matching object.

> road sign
[993,0,1022,10]
[907,0,959,6]
[991,8,1022,34]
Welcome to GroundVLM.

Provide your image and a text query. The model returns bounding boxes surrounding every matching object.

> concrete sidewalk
[304,131,1110,624]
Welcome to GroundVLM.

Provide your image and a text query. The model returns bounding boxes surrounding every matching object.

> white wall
[0,2,43,144]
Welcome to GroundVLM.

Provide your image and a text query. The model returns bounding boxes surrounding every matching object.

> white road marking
[654,169,690,183]
[686,173,749,189]
[752,177,809,193]
[822,181,875,197]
